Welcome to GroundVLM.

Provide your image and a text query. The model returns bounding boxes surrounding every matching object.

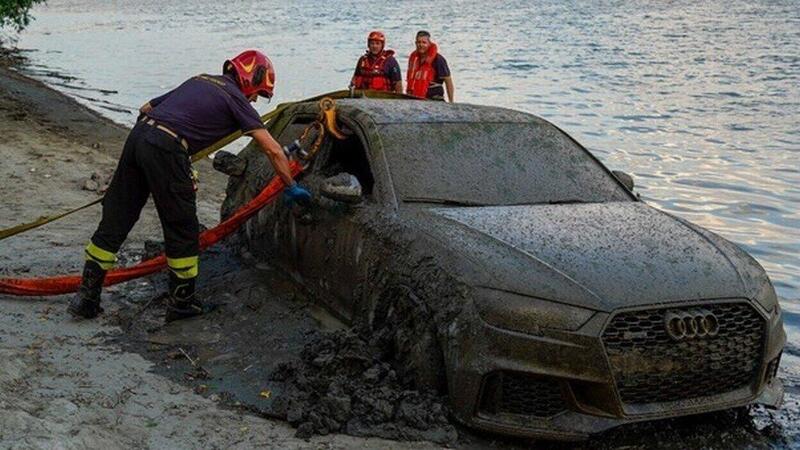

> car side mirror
[320,173,363,204]
[612,170,635,191]
[213,150,247,176]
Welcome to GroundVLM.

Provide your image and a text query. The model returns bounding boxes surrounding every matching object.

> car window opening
[318,134,375,196]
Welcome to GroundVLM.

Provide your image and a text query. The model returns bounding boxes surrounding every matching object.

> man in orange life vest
[406,30,454,102]
[350,31,403,93]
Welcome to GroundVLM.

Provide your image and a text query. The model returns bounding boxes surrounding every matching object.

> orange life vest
[406,43,439,98]
[352,50,395,91]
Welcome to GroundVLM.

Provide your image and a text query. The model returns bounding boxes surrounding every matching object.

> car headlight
[752,278,782,323]
[474,287,596,335]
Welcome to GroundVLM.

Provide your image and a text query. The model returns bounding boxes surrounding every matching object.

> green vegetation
[1,0,45,32]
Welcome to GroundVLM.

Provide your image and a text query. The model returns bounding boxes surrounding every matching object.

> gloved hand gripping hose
[283,183,312,207]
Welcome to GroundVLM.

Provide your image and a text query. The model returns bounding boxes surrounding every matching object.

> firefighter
[350,30,403,93]
[406,30,454,102]
[68,49,311,322]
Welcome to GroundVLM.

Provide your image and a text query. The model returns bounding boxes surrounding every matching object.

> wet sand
[1,46,799,449]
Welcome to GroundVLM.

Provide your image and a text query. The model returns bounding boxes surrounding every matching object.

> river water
[9,1,800,340]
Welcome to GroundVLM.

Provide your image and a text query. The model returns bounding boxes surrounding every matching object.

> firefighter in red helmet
[350,30,403,93]
[68,49,312,322]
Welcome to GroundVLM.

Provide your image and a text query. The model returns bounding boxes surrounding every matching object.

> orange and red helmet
[224,50,276,99]
[367,30,386,48]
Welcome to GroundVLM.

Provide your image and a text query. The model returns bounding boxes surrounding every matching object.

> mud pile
[269,329,458,444]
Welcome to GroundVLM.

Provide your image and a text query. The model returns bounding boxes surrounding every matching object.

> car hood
[418,202,759,312]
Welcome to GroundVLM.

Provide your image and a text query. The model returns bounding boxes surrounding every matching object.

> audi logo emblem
[664,309,719,340]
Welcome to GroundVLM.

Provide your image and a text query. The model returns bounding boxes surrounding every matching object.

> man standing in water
[406,30,454,102]
[68,49,312,322]
[350,30,403,93]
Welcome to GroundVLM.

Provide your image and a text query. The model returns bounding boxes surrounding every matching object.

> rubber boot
[67,261,106,319]
[164,273,203,323]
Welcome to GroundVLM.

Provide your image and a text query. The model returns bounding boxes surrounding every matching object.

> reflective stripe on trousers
[89,122,200,279]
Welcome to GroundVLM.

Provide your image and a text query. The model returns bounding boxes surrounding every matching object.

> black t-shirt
[147,74,264,154]
[427,54,451,99]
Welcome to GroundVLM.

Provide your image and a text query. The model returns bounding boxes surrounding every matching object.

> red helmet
[224,50,276,99]
[367,30,386,47]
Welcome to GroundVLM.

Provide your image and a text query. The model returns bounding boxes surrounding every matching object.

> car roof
[289,98,543,125]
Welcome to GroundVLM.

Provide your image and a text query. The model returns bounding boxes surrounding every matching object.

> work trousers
[89,121,199,278]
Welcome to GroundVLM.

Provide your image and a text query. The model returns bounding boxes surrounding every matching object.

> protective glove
[283,183,312,207]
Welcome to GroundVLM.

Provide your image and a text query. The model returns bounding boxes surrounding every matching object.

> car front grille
[479,371,567,418]
[602,302,765,405]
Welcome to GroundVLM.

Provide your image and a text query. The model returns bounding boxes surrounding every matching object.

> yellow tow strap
[0,198,104,241]
[0,89,416,241]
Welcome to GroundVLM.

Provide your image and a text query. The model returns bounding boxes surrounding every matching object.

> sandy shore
[0,50,436,450]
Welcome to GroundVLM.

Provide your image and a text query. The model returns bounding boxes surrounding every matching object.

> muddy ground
[1,47,799,449]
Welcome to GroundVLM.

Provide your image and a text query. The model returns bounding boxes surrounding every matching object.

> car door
[274,115,378,322]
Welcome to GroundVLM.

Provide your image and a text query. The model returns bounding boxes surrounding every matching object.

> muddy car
[221,98,786,440]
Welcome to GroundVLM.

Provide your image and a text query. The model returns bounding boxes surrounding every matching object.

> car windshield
[379,121,633,206]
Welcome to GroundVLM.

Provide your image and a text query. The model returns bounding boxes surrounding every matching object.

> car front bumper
[446,300,786,441]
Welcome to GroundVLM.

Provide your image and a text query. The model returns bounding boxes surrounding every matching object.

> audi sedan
[221,98,786,440]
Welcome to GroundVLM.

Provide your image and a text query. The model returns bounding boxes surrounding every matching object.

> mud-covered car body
[222,99,786,440]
